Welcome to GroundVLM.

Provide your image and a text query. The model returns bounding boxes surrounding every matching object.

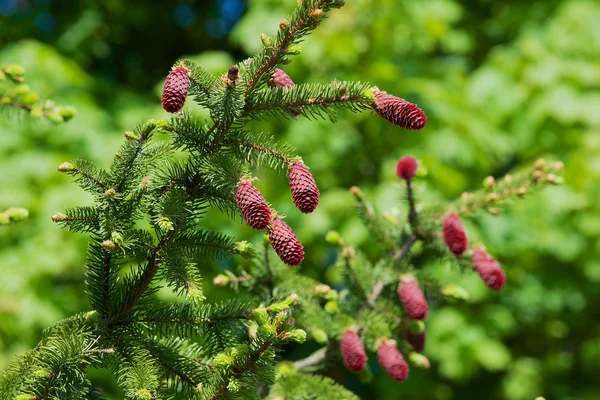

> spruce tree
[0,1,563,399]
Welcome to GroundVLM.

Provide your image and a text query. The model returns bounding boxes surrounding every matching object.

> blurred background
[1,0,599,399]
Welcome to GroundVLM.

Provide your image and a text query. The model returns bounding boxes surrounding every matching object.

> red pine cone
[406,331,425,353]
[269,68,302,117]
[472,249,506,290]
[396,156,418,181]
[398,276,428,320]
[373,89,426,130]
[162,66,190,113]
[340,330,367,372]
[443,213,468,256]
[268,219,304,266]
[377,340,409,382]
[235,179,271,230]
[270,68,295,88]
[288,162,320,213]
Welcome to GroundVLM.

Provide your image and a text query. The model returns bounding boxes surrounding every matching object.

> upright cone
[162,65,190,113]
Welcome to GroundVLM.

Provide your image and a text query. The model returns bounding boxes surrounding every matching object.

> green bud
[212,352,233,367]
[227,378,241,393]
[233,241,254,257]
[47,111,64,125]
[43,99,56,109]
[30,106,43,119]
[124,131,140,141]
[324,289,338,301]
[157,216,174,232]
[287,44,303,55]
[408,352,430,368]
[483,176,495,189]
[276,308,293,325]
[51,212,68,222]
[311,328,328,344]
[154,119,169,131]
[102,240,116,252]
[231,344,250,363]
[314,284,331,296]
[142,119,157,135]
[22,92,39,105]
[134,389,153,400]
[111,230,124,244]
[283,328,307,343]
[362,88,376,102]
[58,162,76,172]
[5,64,25,78]
[325,230,342,245]
[14,84,30,96]
[260,33,271,47]
[59,106,76,121]
[311,9,324,21]
[324,300,338,313]
[276,361,297,378]
[6,207,28,222]
[441,284,470,302]
[1,97,12,105]
[213,274,230,286]
[249,306,269,325]
[280,57,292,65]
[104,188,117,199]
[408,320,425,334]
[34,369,51,378]
[279,19,290,30]
[0,70,5,81]
[85,310,99,321]
[247,320,258,338]
[0,212,9,225]
[329,0,346,8]
[14,394,36,400]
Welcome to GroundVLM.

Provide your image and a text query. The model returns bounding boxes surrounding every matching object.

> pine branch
[244,0,345,95]
[244,81,372,122]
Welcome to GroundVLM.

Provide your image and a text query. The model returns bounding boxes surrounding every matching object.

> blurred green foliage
[1,0,599,399]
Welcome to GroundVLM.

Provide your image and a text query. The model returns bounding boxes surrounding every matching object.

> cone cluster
[373,89,427,130]
[162,65,190,113]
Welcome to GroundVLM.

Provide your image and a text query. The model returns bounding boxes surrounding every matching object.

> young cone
[373,89,426,130]
[235,179,271,230]
[396,155,418,181]
[269,68,302,116]
[377,340,409,382]
[340,329,367,372]
[443,213,468,256]
[288,161,319,213]
[473,249,506,290]
[162,65,190,113]
[398,275,428,320]
[268,218,304,266]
